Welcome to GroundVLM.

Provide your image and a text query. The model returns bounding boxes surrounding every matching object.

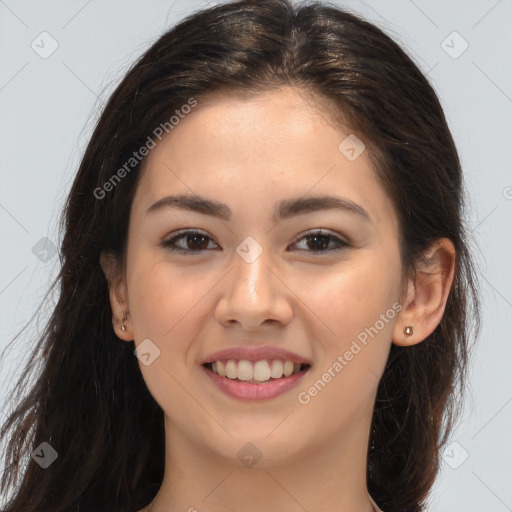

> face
[110,86,404,467]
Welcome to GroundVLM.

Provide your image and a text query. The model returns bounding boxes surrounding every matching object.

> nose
[214,246,293,331]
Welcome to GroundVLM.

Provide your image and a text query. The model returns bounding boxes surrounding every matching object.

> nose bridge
[231,239,274,305]
[215,236,292,328]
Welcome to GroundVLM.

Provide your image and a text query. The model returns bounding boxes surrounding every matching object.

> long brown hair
[0,1,479,511]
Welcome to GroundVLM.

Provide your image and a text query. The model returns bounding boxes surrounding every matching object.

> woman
[0,0,479,511]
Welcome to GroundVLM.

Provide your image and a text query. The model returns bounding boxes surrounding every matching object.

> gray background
[1,0,511,510]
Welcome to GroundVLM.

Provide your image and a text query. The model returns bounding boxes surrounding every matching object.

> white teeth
[253,360,271,381]
[270,359,283,378]
[283,360,294,377]
[237,360,253,381]
[225,360,238,379]
[208,359,307,381]
[217,360,226,377]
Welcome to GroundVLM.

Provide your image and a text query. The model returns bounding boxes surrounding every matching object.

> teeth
[270,359,283,378]
[225,360,237,379]
[208,359,306,382]
[283,360,294,377]
[254,360,271,381]
[237,360,253,381]
[217,360,226,377]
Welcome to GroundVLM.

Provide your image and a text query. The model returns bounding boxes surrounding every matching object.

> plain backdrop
[1,1,511,510]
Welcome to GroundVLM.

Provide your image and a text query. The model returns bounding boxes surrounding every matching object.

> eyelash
[160,228,349,255]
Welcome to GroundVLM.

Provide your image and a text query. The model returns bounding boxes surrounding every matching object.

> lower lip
[203,366,309,401]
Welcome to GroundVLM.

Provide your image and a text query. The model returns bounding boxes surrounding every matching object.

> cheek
[304,254,401,348]
[126,250,200,338]
[294,266,400,430]
[124,253,207,411]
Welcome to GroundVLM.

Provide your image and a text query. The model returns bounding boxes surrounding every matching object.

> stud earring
[403,325,414,336]
[121,314,127,332]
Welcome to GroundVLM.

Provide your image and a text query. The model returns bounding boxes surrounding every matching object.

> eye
[161,228,349,255]
[289,229,349,254]
[161,229,219,255]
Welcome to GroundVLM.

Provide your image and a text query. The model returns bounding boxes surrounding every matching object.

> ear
[100,251,133,341]
[392,238,456,346]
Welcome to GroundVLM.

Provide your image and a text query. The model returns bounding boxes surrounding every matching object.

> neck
[145,413,378,512]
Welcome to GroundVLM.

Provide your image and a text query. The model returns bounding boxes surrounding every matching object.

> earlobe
[403,325,414,337]
[99,251,134,341]
[392,238,456,347]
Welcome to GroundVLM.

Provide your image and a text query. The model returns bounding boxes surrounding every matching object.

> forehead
[131,86,395,228]
[139,87,351,179]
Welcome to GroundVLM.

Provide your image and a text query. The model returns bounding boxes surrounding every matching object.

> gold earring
[121,314,127,332]
[403,325,413,336]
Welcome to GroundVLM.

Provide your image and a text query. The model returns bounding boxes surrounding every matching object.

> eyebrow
[145,194,371,222]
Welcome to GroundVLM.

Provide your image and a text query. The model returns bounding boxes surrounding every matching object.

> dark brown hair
[0,1,479,511]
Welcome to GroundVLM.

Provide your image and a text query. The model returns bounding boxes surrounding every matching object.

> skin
[101,86,455,512]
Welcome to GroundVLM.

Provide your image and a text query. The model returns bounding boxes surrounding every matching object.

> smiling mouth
[202,360,311,384]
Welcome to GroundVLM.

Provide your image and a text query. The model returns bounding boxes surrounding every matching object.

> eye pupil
[188,234,209,250]
[164,229,346,255]
[307,234,330,251]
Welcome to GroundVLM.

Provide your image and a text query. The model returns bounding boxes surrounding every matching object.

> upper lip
[201,345,312,365]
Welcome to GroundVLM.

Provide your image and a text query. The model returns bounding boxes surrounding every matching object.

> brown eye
[290,229,349,254]
[161,229,219,254]
[161,228,349,256]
